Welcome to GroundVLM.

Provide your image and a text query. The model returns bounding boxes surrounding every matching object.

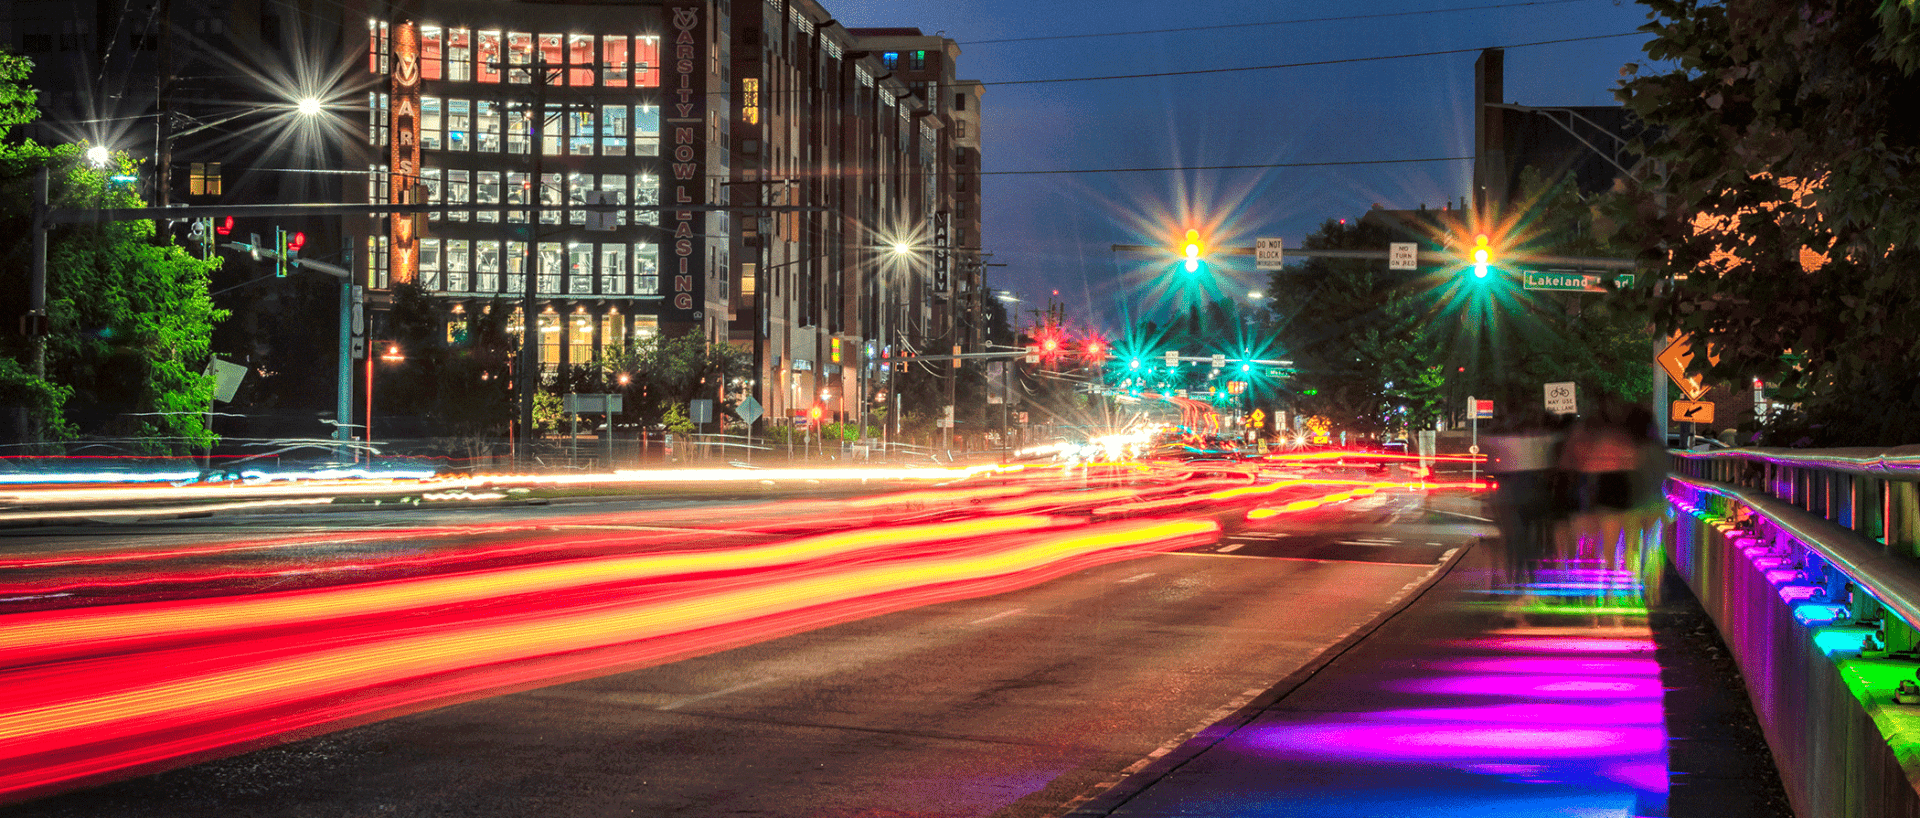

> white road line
[1431,509,1494,523]
[1337,540,1400,546]
[969,607,1026,626]
[1238,532,1293,540]
[1117,572,1156,584]
[1216,542,1246,553]
[658,680,766,711]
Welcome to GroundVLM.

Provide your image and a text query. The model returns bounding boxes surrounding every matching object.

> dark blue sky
[833,0,1660,332]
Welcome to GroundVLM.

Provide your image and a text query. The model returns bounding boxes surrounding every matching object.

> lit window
[882,52,898,70]
[188,162,221,196]
[742,78,760,125]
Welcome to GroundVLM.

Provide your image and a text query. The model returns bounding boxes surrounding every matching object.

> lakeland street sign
[1522,271,1636,292]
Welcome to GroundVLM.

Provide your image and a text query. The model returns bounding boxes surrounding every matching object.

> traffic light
[287,230,306,259]
[1471,233,1491,279]
[1084,340,1106,359]
[808,403,824,424]
[215,216,233,237]
[1182,228,1204,273]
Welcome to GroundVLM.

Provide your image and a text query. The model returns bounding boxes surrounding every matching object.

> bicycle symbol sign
[1544,381,1577,415]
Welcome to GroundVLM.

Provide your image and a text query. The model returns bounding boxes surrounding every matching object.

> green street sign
[1522,271,1635,292]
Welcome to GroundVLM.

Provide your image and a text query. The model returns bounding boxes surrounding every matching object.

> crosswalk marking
[1216,542,1245,553]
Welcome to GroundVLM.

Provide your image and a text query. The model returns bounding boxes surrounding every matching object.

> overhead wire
[957,0,1605,46]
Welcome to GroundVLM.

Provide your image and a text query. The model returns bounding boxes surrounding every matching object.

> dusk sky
[832,0,1661,333]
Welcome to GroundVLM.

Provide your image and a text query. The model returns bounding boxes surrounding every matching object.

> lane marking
[1237,532,1292,540]
[969,607,1025,626]
[1431,509,1494,523]
[658,680,766,711]
[1117,572,1156,584]
[1215,543,1246,554]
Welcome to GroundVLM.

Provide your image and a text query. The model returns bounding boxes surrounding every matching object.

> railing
[1666,446,1920,817]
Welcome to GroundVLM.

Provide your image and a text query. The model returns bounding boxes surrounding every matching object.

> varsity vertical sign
[662,0,705,322]
[389,20,421,285]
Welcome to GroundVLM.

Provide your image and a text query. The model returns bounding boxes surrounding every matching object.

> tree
[596,329,750,432]
[0,49,225,450]
[1606,0,1920,445]
[1265,218,1445,437]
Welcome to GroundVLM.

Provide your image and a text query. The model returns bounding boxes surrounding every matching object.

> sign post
[1468,396,1493,482]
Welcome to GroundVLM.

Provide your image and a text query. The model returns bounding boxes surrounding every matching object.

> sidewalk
[1069,512,1794,818]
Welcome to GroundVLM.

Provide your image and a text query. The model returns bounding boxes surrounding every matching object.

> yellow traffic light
[1472,233,1490,278]
[1182,229,1203,272]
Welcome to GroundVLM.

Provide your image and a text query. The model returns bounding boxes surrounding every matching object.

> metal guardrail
[1672,446,1920,561]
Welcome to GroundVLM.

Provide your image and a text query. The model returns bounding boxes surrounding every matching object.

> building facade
[7,0,983,440]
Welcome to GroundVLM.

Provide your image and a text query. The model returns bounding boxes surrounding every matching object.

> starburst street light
[85,145,111,166]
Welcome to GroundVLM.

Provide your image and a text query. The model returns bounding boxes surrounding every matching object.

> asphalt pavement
[1067,494,1795,818]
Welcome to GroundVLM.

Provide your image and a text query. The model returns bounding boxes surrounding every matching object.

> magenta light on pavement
[1452,636,1656,654]
[1426,657,1662,678]
[1390,673,1662,700]
[1764,568,1805,584]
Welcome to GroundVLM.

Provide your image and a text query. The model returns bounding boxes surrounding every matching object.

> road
[0,464,1488,817]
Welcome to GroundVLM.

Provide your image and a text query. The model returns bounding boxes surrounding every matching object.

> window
[476,170,501,223]
[630,315,658,339]
[420,96,442,149]
[567,172,590,224]
[634,105,660,156]
[570,108,595,156]
[505,241,527,294]
[477,31,502,83]
[446,169,469,222]
[421,26,443,80]
[539,34,565,80]
[446,99,470,151]
[538,312,561,368]
[506,171,529,222]
[507,32,533,84]
[601,104,628,156]
[507,106,532,154]
[954,93,966,111]
[447,29,472,81]
[601,243,627,295]
[445,239,470,291]
[568,34,595,86]
[474,240,501,291]
[538,242,563,293]
[882,52,898,70]
[741,78,760,125]
[476,100,501,152]
[602,35,629,87]
[188,162,221,196]
[540,172,562,224]
[419,238,441,289]
[636,244,660,295]
[600,175,628,226]
[569,245,593,295]
[634,174,659,226]
[541,104,564,155]
[740,263,756,298]
[600,314,624,352]
[421,167,442,220]
[954,118,966,138]
[569,311,593,361]
[636,36,661,87]
[909,50,925,71]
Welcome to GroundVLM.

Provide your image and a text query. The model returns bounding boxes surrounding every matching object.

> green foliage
[1605,0,1920,444]
[0,61,226,450]
[593,329,751,430]
[659,401,693,435]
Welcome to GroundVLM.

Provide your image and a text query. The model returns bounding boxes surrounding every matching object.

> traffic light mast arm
[1108,243,1633,270]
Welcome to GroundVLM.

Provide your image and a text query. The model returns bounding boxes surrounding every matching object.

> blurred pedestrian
[1484,406,1567,591]
[1557,394,1661,602]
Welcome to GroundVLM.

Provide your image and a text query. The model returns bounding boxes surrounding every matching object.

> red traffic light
[287,231,307,253]
[215,216,233,236]
[1084,340,1106,358]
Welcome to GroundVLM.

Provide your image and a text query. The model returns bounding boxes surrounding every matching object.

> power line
[988,32,1643,88]
[959,0,1603,46]
[980,156,1473,176]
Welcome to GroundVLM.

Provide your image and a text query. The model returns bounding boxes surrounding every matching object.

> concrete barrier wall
[1671,497,1920,818]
